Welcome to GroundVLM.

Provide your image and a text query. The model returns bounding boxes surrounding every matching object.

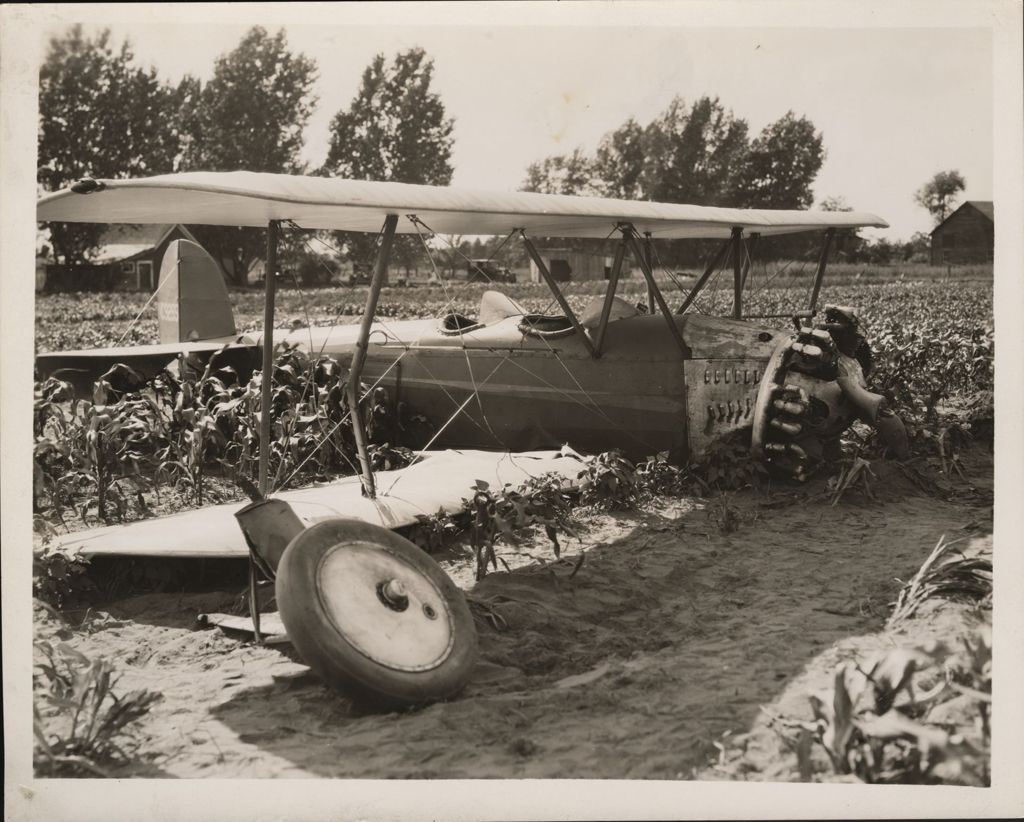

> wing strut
[731,226,744,319]
[593,234,629,357]
[621,225,691,358]
[251,218,282,645]
[807,228,836,313]
[520,231,598,358]
[258,220,280,498]
[349,213,400,498]
[644,233,656,314]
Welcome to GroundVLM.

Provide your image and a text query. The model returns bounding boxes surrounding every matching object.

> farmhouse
[929,201,994,265]
[528,248,619,283]
[42,224,224,292]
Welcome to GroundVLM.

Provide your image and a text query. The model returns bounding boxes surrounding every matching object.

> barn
[528,248,618,283]
[929,201,994,265]
[42,224,220,292]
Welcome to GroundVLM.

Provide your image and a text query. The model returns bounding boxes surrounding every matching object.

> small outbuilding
[528,248,619,283]
[929,201,994,265]
[43,224,219,292]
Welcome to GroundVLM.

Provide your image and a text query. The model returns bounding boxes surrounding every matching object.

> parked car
[345,264,372,287]
[466,259,515,283]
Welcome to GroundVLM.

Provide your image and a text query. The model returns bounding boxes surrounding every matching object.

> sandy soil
[33,448,993,780]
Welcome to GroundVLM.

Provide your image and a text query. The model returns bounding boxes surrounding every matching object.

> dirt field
[33,447,993,781]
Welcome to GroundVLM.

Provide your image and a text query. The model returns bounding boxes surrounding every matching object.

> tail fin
[157,240,236,343]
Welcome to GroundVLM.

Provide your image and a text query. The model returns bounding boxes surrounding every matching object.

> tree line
[38,26,456,284]
[40,25,956,284]
[521,97,829,264]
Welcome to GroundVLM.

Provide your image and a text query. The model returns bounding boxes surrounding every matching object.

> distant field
[734,260,993,287]
[35,265,992,355]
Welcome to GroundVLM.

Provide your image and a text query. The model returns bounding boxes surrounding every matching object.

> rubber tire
[275,518,478,710]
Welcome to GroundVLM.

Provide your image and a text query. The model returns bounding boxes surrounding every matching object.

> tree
[904,231,931,262]
[521,147,594,195]
[519,99,827,266]
[819,195,852,213]
[819,195,865,260]
[322,48,454,274]
[522,97,752,264]
[591,118,645,200]
[729,111,825,260]
[180,27,318,285]
[638,96,749,206]
[38,26,183,264]
[732,111,825,210]
[914,170,965,224]
[634,96,750,265]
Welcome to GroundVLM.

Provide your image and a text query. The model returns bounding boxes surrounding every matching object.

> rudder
[157,240,236,343]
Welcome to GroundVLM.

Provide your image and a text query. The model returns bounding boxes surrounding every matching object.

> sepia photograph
[3,1,1022,819]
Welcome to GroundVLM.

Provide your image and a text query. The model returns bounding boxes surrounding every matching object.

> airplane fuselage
[36,296,855,464]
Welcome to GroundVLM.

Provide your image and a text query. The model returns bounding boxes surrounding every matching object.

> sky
[40,12,993,241]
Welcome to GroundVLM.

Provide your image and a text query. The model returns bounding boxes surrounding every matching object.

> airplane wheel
[275,518,478,710]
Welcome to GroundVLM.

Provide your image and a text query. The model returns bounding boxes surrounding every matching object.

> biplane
[36,172,887,707]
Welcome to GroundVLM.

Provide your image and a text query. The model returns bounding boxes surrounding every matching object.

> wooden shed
[43,224,218,292]
[528,248,618,283]
[929,201,994,265]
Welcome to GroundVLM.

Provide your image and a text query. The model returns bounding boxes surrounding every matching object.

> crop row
[33,280,993,531]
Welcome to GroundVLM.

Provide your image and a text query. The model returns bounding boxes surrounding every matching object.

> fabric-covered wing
[38,172,888,239]
[55,449,586,559]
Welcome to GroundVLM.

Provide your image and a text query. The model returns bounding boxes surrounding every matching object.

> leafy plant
[33,546,96,609]
[577,450,639,509]
[33,280,993,533]
[409,507,463,554]
[465,474,578,581]
[690,432,769,492]
[635,455,687,497]
[34,640,162,777]
[705,492,753,534]
[767,635,988,784]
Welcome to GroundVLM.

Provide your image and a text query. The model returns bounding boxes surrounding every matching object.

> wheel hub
[316,542,455,672]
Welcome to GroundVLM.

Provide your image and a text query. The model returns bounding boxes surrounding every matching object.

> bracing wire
[699,243,729,316]
[379,354,512,496]
[269,217,663,497]
[114,268,174,346]
[285,221,361,360]
[275,347,412,490]
[376,219,656,495]
[645,234,690,299]
[408,215,506,446]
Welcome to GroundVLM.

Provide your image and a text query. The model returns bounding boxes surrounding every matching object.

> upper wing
[37,172,888,239]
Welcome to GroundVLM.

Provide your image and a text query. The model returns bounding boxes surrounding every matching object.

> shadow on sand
[207,466,986,778]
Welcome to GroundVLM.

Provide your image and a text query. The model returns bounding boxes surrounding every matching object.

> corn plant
[888,535,992,626]
[826,456,877,505]
[34,641,162,777]
[950,623,991,763]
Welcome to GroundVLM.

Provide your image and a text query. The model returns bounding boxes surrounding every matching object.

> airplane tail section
[157,239,236,343]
